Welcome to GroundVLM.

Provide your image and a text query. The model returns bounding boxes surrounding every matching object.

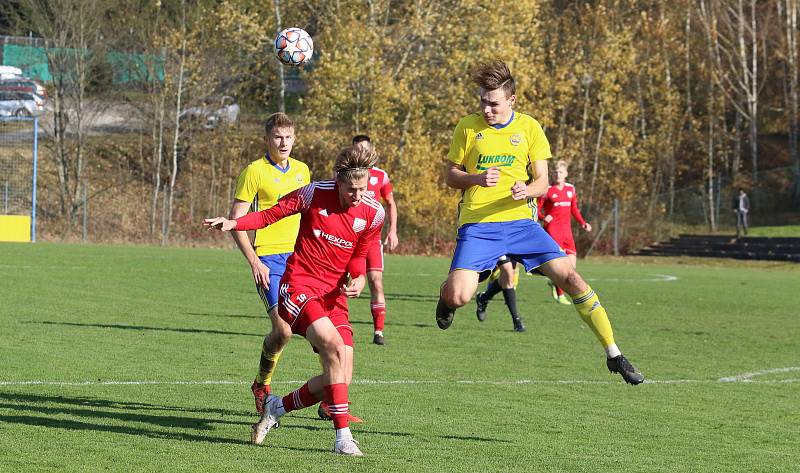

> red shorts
[277,283,353,347]
[366,239,384,272]
[546,228,577,255]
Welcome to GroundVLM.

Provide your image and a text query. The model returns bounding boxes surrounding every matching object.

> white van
[0,66,24,79]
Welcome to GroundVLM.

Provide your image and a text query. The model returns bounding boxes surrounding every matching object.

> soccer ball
[274,27,313,66]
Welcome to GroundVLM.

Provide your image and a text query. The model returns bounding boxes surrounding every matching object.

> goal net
[0,116,38,242]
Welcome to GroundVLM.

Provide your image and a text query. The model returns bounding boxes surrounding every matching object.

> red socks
[281,382,319,413]
[323,383,350,429]
[370,302,386,332]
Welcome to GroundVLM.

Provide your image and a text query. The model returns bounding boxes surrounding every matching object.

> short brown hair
[334,146,378,182]
[472,60,515,98]
[265,112,294,135]
[555,160,569,170]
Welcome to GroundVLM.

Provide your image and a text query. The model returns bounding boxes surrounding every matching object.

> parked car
[180,95,239,129]
[0,91,45,117]
[0,77,47,98]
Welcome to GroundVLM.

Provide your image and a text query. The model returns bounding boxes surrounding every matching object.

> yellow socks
[255,342,283,385]
[571,286,616,350]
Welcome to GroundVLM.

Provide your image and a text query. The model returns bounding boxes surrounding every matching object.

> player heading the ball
[204,146,384,456]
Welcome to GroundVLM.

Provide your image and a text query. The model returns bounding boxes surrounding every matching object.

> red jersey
[538,183,586,231]
[235,180,385,298]
[366,167,393,202]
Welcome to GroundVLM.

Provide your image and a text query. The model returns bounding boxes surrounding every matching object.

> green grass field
[1,243,798,472]
[748,225,800,237]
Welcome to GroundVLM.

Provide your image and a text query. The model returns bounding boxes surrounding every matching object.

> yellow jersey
[234,155,311,255]
[447,111,551,226]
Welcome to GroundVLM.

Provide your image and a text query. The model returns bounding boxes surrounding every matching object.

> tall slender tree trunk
[209,149,217,218]
[273,0,285,113]
[708,99,717,232]
[577,80,591,184]
[588,106,605,205]
[748,0,759,183]
[151,96,165,238]
[165,34,186,246]
[164,1,188,246]
[787,0,800,205]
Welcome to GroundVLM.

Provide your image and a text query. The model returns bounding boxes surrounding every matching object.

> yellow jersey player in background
[228,112,311,414]
[435,60,644,385]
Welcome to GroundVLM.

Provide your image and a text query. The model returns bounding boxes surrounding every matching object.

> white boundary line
[717,366,800,382]
[2,367,798,387]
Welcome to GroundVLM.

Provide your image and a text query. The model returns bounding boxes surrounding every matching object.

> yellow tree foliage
[114,0,741,249]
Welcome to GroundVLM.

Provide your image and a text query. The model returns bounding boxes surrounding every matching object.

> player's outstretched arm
[443,162,499,189]
[204,217,238,231]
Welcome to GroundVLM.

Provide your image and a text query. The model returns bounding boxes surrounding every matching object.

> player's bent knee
[272,327,291,346]
[442,271,479,308]
[443,289,472,308]
[317,340,342,362]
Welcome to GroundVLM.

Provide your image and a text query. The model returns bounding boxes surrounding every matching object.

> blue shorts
[256,253,291,312]
[449,219,566,274]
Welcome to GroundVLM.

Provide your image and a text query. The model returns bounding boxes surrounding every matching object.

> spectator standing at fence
[733,188,750,238]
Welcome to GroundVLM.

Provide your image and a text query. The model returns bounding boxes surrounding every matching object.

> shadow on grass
[0,395,246,430]
[438,434,511,443]
[0,392,249,417]
[0,415,252,445]
[0,391,411,450]
[0,392,334,452]
[0,392,496,448]
[0,391,256,445]
[381,292,440,303]
[349,319,434,329]
[26,321,261,338]
[287,414,414,438]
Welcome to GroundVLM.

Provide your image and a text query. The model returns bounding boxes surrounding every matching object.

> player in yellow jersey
[435,61,644,385]
[229,112,311,414]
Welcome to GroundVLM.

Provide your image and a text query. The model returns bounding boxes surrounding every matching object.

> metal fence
[581,166,799,255]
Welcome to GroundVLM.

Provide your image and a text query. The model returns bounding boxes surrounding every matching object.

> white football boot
[333,437,363,457]
[250,394,281,445]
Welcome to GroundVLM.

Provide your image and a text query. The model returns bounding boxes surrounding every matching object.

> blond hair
[264,112,294,135]
[555,160,569,171]
[334,146,377,182]
[472,60,515,98]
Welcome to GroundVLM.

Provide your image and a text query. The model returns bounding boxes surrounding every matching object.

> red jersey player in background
[352,135,399,346]
[204,146,384,457]
[538,160,592,305]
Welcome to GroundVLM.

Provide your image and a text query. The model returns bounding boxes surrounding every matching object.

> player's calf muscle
[559,270,587,295]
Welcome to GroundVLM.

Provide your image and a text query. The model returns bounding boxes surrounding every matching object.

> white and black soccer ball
[274,27,313,66]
